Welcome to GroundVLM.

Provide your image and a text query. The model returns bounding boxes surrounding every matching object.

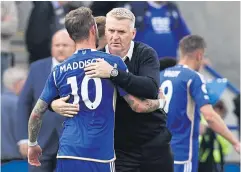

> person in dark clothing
[233,94,240,133]
[25,1,75,64]
[49,8,173,172]
[159,57,177,71]
[90,1,125,17]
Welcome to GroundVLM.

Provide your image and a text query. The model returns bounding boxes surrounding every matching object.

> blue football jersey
[160,65,210,163]
[40,49,128,163]
[134,3,190,58]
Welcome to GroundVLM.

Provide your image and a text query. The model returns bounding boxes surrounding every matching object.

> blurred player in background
[95,16,107,50]
[159,35,240,172]
[1,66,27,164]
[27,7,165,172]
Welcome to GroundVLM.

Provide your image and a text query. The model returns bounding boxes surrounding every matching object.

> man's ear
[193,50,202,61]
[197,50,204,62]
[90,25,96,36]
[132,28,136,40]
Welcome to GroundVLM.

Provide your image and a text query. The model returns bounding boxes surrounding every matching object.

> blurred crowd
[1,1,240,172]
[21,1,189,64]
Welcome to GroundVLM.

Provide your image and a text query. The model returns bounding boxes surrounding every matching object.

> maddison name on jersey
[59,58,102,73]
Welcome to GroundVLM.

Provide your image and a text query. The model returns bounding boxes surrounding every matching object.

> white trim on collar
[52,57,60,69]
[105,41,135,61]
[74,49,97,54]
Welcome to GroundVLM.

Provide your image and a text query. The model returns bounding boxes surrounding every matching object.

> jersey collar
[178,64,189,68]
[52,57,60,69]
[74,49,97,54]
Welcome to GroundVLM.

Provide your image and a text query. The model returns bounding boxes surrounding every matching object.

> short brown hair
[95,16,106,38]
[65,7,95,42]
[179,35,206,55]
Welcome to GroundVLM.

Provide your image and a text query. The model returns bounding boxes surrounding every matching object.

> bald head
[51,29,76,62]
[52,29,71,42]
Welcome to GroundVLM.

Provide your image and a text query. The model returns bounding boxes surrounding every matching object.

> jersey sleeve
[117,86,128,97]
[190,73,210,109]
[39,69,59,104]
[116,56,129,72]
[115,57,128,97]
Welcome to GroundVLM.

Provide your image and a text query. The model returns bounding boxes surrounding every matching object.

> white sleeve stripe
[53,71,57,87]
[196,72,206,83]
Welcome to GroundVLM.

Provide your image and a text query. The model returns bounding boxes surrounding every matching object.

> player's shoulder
[178,65,197,77]
[95,50,121,60]
[94,50,122,63]
[178,67,206,87]
[162,64,193,74]
[193,71,206,83]
[180,66,205,83]
[161,65,196,81]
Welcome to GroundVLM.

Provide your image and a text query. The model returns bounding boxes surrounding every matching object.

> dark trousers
[115,134,174,172]
[199,162,223,172]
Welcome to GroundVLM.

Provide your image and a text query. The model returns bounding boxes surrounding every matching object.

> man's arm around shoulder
[123,89,166,113]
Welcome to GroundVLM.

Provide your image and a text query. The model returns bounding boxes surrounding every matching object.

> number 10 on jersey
[67,76,103,110]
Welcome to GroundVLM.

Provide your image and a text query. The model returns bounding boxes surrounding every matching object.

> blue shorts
[174,160,197,172]
[56,159,115,172]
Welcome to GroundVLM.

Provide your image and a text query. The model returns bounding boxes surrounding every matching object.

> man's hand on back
[84,58,114,78]
[51,95,79,117]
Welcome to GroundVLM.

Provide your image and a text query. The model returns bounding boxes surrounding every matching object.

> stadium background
[1,1,240,172]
